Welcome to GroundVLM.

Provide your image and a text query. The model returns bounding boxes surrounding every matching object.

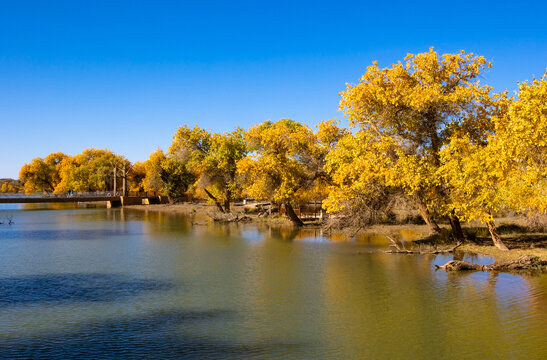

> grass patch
[461,244,547,262]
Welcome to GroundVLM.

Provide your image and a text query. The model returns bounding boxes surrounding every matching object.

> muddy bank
[123,203,298,226]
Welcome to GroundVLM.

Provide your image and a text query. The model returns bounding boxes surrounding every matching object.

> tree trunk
[285,203,304,226]
[487,220,509,251]
[122,166,127,197]
[224,190,231,213]
[113,167,117,195]
[203,188,225,213]
[416,197,441,235]
[449,211,465,242]
[436,255,545,272]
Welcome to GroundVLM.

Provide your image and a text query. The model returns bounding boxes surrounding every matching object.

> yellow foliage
[333,48,505,218]
[19,152,68,194]
[439,71,547,222]
[54,149,126,193]
[167,124,247,204]
[237,119,331,206]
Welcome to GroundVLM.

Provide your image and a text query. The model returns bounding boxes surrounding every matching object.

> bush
[526,213,547,233]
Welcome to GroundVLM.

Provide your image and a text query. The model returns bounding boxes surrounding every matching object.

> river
[0,204,546,359]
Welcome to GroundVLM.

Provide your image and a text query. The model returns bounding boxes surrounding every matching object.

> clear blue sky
[1,0,546,178]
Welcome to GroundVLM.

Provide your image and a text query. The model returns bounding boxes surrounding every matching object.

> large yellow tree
[141,149,167,194]
[141,147,195,198]
[336,48,505,239]
[237,119,341,225]
[168,125,247,211]
[19,152,67,194]
[500,72,547,215]
[199,128,247,212]
[439,72,547,250]
[54,149,126,193]
[128,161,147,192]
[323,130,404,229]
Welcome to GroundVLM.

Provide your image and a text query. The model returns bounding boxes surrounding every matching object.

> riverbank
[124,203,547,263]
[460,244,547,262]
[123,203,296,225]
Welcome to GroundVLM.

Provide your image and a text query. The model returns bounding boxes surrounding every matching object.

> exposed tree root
[435,255,547,272]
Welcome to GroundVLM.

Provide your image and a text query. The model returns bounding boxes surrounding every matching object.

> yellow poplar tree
[439,135,511,250]
[200,128,247,212]
[128,161,147,192]
[500,72,547,215]
[439,71,547,250]
[54,149,125,193]
[323,130,403,228]
[336,48,505,239]
[142,148,195,198]
[19,152,67,194]
[237,118,340,225]
[168,125,248,211]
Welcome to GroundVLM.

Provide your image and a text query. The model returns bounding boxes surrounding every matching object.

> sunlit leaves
[333,48,506,222]
[237,119,334,206]
[19,152,68,194]
[439,71,547,223]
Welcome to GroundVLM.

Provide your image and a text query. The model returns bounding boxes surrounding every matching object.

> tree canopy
[237,118,344,225]
[15,50,547,248]
[334,48,509,243]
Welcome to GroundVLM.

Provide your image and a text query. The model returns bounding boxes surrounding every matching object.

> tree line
[0,179,22,193]
[18,49,547,250]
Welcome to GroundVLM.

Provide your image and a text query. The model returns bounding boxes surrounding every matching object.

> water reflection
[321,252,547,358]
[0,206,546,359]
[0,273,173,306]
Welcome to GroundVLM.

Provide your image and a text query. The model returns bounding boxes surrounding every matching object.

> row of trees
[0,179,22,193]
[19,49,546,250]
[19,149,132,194]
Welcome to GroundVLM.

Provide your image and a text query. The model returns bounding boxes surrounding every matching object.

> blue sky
[1,0,546,178]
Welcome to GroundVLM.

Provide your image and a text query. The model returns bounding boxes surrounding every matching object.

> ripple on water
[0,273,174,307]
[0,309,303,360]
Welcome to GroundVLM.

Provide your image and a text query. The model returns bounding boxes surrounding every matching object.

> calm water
[0,205,546,359]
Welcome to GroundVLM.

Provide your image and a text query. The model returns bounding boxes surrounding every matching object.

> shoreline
[124,203,547,263]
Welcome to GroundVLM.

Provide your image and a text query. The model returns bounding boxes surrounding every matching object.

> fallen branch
[1,216,14,225]
[385,235,461,254]
[435,255,546,272]
[349,225,365,240]
[207,213,251,223]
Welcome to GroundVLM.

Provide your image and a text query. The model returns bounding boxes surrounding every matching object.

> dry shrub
[323,188,403,231]
[526,212,547,233]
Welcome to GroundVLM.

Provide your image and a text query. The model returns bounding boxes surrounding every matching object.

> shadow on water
[0,309,302,359]
[0,273,174,307]
[0,229,135,241]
